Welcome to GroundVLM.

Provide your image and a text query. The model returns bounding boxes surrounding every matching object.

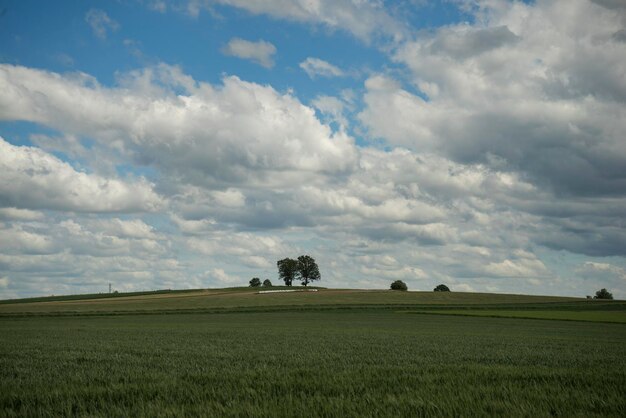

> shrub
[390,280,408,291]
[262,279,272,287]
[434,284,450,292]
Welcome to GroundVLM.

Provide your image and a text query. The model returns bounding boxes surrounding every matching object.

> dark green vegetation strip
[1,312,625,417]
[405,309,626,324]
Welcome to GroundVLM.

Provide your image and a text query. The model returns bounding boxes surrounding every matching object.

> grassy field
[0,288,588,316]
[1,289,625,416]
[1,311,625,417]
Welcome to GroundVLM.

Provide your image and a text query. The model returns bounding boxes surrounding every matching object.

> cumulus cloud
[300,57,345,78]
[85,9,119,40]
[0,208,44,221]
[577,261,626,281]
[222,38,277,68]
[0,138,163,213]
[357,0,626,258]
[312,95,348,127]
[0,64,357,190]
[205,268,240,285]
[0,212,186,297]
[362,0,626,198]
[0,225,56,255]
[207,0,406,43]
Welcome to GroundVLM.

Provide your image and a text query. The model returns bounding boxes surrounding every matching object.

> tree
[249,277,261,287]
[277,258,299,286]
[434,284,450,292]
[390,280,408,291]
[297,255,321,286]
[263,279,272,287]
[594,288,613,300]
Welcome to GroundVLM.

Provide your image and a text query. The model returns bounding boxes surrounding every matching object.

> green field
[0,288,589,316]
[1,289,625,417]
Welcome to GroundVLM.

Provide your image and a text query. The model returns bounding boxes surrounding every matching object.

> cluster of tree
[249,278,272,288]
[593,288,613,300]
[390,281,452,292]
[277,255,321,286]
[434,284,450,292]
[390,280,407,291]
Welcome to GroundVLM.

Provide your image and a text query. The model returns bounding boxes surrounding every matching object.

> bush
[262,279,272,287]
[390,280,408,291]
[594,288,613,300]
[434,284,450,292]
[249,277,261,287]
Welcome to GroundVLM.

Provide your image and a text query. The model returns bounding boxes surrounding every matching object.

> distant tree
[297,255,321,286]
[263,279,272,287]
[594,288,613,300]
[390,280,408,291]
[249,277,261,287]
[277,258,299,286]
[434,284,450,292]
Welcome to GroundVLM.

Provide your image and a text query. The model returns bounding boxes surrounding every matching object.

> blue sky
[1,0,625,299]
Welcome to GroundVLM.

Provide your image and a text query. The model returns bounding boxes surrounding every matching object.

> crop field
[1,289,625,417]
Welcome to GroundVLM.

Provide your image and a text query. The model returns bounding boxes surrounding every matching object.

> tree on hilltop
[594,288,613,300]
[434,284,450,292]
[263,279,272,287]
[277,258,299,286]
[297,255,321,286]
[390,280,408,291]
[249,277,261,287]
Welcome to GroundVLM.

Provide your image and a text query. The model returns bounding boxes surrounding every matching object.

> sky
[0,0,625,299]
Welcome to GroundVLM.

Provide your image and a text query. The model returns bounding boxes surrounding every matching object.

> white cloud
[212,189,246,208]
[360,265,428,281]
[483,258,549,279]
[85,9,119,40]
[0,277,8,288]
[206,268,240,285]
[356,0,626,259]
[170,214,216,235]
[148,0,167,13]
[222,38,276,68]
[300,57,345,78]
[211,0,406,43]
[0,208,44,221]
[362,0,626,199]
[0,138,164,213]
[0,225,56,255]
[577,262,626,281]
[312,95,350,129]
[0,64,357,190]
[0,213,183,296]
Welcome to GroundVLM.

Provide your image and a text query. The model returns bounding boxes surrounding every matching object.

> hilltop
[0,286,602,317]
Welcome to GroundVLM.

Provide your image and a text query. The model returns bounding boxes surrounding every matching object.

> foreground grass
[1,311,625,417]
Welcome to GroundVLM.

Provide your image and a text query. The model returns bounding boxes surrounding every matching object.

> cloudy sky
[1,0,625,299]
